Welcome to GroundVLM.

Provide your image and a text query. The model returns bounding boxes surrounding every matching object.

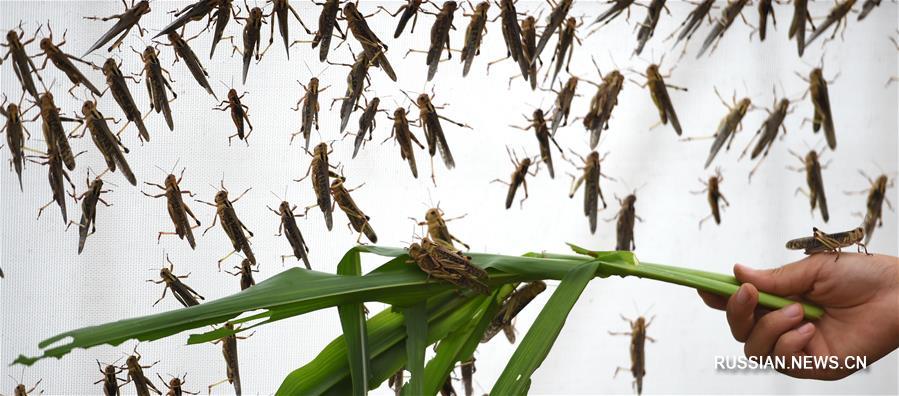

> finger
[727,283,758,342]
[697,290,727,310]
[733,257,823,297]
[772,322,816,359]
[744,303,805,358]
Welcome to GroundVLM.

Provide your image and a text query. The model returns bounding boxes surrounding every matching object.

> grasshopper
[806,0,857,47]
[407,89,472,182]
[66,170,113,254]
[154,0,221,42]
[857,0,881,20]
[143,166,201,249]
[741,91,791,180]
[786,227,868,259]
[309,0,345,62]
[518,15,539,90]
[545,17,581,86]
[290,75,329,150]
[71,100,136,185]
[36,90,78,170]
[351,96,384,158]
[157,374,198,396]
[789,148,830,222]
[510,108,563,178]
[405,1,458,81]
[9,369,42,396]
[610,315,654,395]
[268,0,312,59]
[267,198,312,268]
[101,58,150,142]
[343,2,398,81]
[32,128,80,224]
[388,370,404,396]
[569,151,611,234]
[696,0,750,58]
[631,61,686,136]
[440,377,456,396]
[494,0,528,79]
[230,3,267,84]
[684,88,751,169]
[37,25,103,97]
[0,93,32,190]
[691,168,729,228]
[124,347,162,396]
[330,177,378,243]
[330,49,373,133]
[215,88,253,145]
[533,0,573,62]
[491,147,538,209]
[583,67,624,148]
[208,323,251,396]
[83,0,151,56]
[847,171,892,244]
[755,0,776,41]
[547,76,579,135]
[611,194,640,251]
[591,0,637,29]
[634,0,668,56]
[408,237,489,294]
[384,106,426,178]
[3,24,45,99]
[225,258,258,289]
[297,142,339,230]
[149,255,205,307]
[199,182,256,266]
[667,0,714,48]
[459,1,490,77]
[162,31,216,98]
[797,66,837,150]
[379,0,429,38]
[788,0,814,56]
[482,280,546,343]
[134,45,176,131]
[413,207,469,250]
[460,358,475,396]
[208,0,236,57]
[95,360,126,396]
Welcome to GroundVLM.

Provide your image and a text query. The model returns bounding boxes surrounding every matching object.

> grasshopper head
[214,190,229,204]
[278,200,291,214]
[81,100,97,116]
[227,89,239,101]
[39,37,53,51]
[102,58,118,76]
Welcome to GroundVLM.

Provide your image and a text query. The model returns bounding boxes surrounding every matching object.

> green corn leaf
[400,302,427,396]
[336,248,370,396]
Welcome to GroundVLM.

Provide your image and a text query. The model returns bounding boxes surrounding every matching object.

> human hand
[699,253,899,380]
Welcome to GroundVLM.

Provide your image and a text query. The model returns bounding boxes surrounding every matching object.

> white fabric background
[1,0,897,394]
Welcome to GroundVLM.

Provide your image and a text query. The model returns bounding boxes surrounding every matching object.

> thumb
[734,257,823,297]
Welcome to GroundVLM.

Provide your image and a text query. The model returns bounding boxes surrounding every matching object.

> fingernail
[784,303,803,319]
[798,322,815,335]
[736,285,750,304]
[734,263,752,274]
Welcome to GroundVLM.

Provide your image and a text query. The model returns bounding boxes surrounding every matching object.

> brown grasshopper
[413,207,469,250]
[379,0,429,38]
[582,66,624,148]
[36,90,78,170]
[518,15,538,90]
[494,0,528,79]
[408,237,488,294]
[668,0,714,48]
[788,0,814,56]
[611,194,640,251]
[225,258,258,290]
[741,90,791,180]
[157,374,198,396]
[268,0,312,59]
[83,0,151,56]
[32,130,80,224]
[459,1,489,77]
[569,151,611,234]
[440,377,456,396]
[407,89,472,182]
[162,31,216,98]
[755,0,776,41]
[209,0,236,58]
[691,168,729,228]
[388,370,404,396]
[384,106,426,178]
[533,0,573,61]
[230,2,267,84]
[545,17,581,86]
[510,108,563,178]
[71,100,137,185]
[634,0,668,56]
[630,60,686,136]
[215,88,253,145]
[491,147,538,209]
[610,315,654,395]
[149,255,205,307]
[797,66,837,150]
[806,0,857,47]
[9,368,42,396]
[199,181,256,266]
[297,142,339,230]
[309,0,345,62]
[786,227,868,259]
[95,360,126,396]
[343,2,398,81]
[330,177,378,243]
[351,96,384,158]
[154,0,222,41]
[331,49,373,133]
[789,148,830,222]
[405,1,458,81]
[696,0,750,58]
[142,166,201,249]
[134,45,176,131]
[546,76,579,135]
[0,93,32,190]
[460,358,475,396]
[857,0,881,20]
[3,24,45,99]
[267,197,311,268]
[208,323,251,396]
[847,171,893,244]
[684,88,751,169]
[290,75,329,150]
[66,170,113,254]
[591,0,637,29]
[482,280,546,343]
[37,25,103,97]
[101,58,150,142]
[124,347,162,396]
